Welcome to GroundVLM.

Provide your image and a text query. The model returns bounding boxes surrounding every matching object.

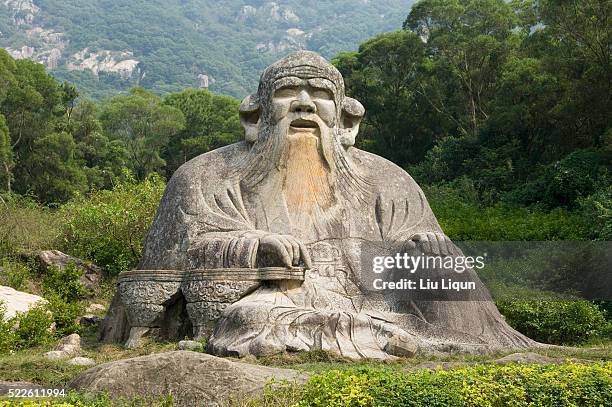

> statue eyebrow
[307,78,336,93]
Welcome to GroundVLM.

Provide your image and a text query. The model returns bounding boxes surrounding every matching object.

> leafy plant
[497,299,610,345]
[59,172,165,274]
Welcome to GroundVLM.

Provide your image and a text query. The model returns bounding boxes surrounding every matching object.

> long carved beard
[281,129,336,231]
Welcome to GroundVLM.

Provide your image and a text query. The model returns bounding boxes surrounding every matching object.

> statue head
[239,51,365,148]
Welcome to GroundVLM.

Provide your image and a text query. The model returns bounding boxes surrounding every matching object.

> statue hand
[403,232,458,257]
[257,233,313,269]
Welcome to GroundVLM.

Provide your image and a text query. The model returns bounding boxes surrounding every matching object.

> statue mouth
[290,118,319,132]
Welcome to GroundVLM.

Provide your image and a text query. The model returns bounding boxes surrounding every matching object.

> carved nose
[290,90,316,114]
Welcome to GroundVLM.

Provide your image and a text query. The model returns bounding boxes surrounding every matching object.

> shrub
[59,172,165,274]
[578,185,612,240]
[496,299,609,345]
[40,263,88,336]
[266,363,612,407]
[424,184,588,240]
[45,293,84,337]
[12,304,54,349]
[0,302,17,353]
[42,263,90,302]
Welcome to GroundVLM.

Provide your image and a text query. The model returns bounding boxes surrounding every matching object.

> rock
[0,381,43,395]
[384,333,418,358]
[38,250,103,293]
[68,357,96,366]
[54,333,81,356]
[0,285,47,320]
[44,350,68,361]
[177,340,203,351]
[86,303,105,313]
[69,351,308,406]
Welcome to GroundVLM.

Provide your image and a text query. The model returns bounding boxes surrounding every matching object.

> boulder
[38,250,103,293]
[44,350,68,361]
[0,381,43,395]
[86,303,106,314]
[53,333,81,356]
[69,351,308,406]
[0,285,47,320]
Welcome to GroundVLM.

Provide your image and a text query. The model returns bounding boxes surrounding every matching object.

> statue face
[269,77,337,130]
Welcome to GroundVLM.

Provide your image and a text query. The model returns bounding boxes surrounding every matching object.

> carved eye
[274,87,298,98]
[312,89,333,100]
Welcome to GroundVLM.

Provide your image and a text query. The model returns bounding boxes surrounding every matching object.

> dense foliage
[260,363,612,406]
[0,0,415,98]
[335,0,611,223]
[59,173,166,274]
[0,48,242,204]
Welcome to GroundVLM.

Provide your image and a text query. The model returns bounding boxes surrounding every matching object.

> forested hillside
[0,0,414,98]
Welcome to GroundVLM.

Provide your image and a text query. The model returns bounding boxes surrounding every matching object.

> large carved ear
[239,94,260,143]
[339,97,365,147]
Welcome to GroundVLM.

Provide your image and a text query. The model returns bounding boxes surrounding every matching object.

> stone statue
[101,51,535,359]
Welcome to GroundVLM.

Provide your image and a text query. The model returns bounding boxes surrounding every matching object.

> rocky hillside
[0,0,414,98]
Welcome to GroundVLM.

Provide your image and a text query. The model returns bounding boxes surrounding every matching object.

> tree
[334,31,437,166]
[0,114,11,193]
[163,88,241,177]
[404,0,520,138]
[100,87,185,180]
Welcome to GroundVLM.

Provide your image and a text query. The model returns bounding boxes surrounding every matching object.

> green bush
[496,299,610,345]
[0,302,17,354]
[578,185,612,240]
[267,363,612,407]
[59,172,166,274]
[423,183,588,240]
[0,302,54,353]
[12,304,54,349]
[42,263,90,302]
[38,263,89,337]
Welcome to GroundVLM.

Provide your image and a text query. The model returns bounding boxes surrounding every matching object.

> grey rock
[178,340,203,351]
[69,351,307,407]
[493,352,559,365]
[68,357,96,366]
[54,333,81,355]
[38,250,103,293]
[44,350,68,361]
[0,381,43,395]
[103,51,535,359]
[86,303,105,313]
[0,285,47,320]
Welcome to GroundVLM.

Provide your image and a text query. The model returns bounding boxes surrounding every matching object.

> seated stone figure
[108,51,534,359]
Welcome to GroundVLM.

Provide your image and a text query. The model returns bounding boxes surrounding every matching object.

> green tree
[100,87,185,180]
[163,88,241,176]
[0,114,11,193]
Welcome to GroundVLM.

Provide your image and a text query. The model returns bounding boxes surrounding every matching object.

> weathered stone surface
[38,250,103,293]
[44,350,68,361]
[0,381,43,395]
[0,285,46,320]
[68,357,96,366]
[104,50,535,359]
[178,340,203,351]
[69,351,307,407]
[53,333,81,356]
[86,303,106,313]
